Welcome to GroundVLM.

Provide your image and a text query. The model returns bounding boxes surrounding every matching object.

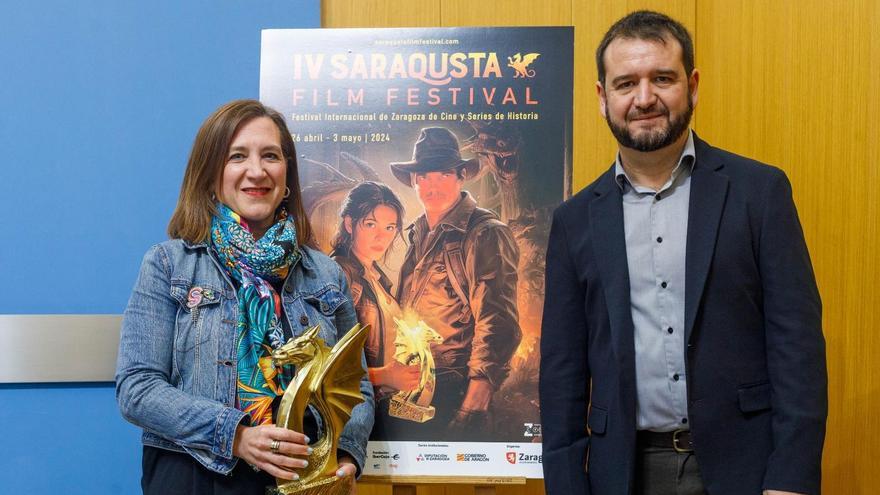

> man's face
[413,170,463,215]
[597,36,698,152]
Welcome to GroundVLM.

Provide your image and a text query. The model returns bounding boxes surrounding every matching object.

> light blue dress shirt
[614,130,695,432]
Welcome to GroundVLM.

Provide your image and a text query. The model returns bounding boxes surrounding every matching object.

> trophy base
[269,474,353,495]
[388,397,436,423]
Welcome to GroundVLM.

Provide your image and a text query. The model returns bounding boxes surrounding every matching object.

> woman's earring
[283,187,290,199]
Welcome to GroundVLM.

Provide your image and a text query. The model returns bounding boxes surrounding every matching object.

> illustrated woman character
[116,100,372,494]
[330,182,420,412]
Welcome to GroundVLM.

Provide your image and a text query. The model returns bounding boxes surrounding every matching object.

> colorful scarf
[211,203,300,425]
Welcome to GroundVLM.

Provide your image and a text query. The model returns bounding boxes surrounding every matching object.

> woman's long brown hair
[167,99,314,246]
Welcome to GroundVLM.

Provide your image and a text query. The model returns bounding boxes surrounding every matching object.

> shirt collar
[614,129,696,192]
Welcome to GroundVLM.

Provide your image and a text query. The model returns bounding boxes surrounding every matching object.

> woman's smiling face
[217,116,287,237]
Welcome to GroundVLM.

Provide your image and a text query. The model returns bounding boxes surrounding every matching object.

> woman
[330,182,420,406]
[116,100,373,494]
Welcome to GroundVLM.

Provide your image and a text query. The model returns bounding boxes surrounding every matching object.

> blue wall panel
[0,1,320,492]
[0,384,141,494]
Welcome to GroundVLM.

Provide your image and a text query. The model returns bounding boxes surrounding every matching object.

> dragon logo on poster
[507,53,540,78]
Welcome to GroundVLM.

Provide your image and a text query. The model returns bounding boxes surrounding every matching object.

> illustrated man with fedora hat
[390,126,521,440]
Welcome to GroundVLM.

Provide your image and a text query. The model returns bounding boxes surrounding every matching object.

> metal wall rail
[0,315,121,383]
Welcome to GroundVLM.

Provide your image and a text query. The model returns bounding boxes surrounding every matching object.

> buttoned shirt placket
[616,130,696,432]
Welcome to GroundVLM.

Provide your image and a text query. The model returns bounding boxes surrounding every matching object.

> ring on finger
[270,439,281,454]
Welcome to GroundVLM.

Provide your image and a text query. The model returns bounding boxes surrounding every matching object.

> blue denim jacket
[116,239,374,475]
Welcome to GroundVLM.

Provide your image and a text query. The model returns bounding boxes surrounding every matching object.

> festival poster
[260,27,572,478]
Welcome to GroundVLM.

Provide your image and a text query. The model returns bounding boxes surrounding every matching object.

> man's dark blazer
[540,134,827,495]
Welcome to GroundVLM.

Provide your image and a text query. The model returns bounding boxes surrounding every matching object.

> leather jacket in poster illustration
[396,192,522,389]
[333,254,395,369]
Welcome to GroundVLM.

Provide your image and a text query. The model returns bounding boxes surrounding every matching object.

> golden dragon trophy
[270,323,369,495]
[387,316,443,423]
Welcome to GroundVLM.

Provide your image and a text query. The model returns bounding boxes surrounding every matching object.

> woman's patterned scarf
[211,203,300,425]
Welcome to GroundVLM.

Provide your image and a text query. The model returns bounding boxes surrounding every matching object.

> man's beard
[605,97,693,152]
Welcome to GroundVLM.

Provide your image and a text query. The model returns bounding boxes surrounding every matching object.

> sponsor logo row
[369,450,542,468]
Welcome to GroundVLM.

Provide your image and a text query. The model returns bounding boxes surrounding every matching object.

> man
[540,11,826,495]
[391,126,521,440]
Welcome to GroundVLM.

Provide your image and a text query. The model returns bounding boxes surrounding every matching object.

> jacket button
[320,302,329,312]
[285,284,294,293]
[300,315,309,326]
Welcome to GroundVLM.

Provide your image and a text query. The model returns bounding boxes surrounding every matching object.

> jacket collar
[407,191,478,237]
[333,252,393,293]
[181,238,208,250]
[683,134,729,343]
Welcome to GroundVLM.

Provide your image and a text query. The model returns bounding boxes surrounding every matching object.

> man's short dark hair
[596,10,694,85]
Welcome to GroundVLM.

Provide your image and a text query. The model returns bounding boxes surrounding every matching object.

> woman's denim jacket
[115,239,375,475]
